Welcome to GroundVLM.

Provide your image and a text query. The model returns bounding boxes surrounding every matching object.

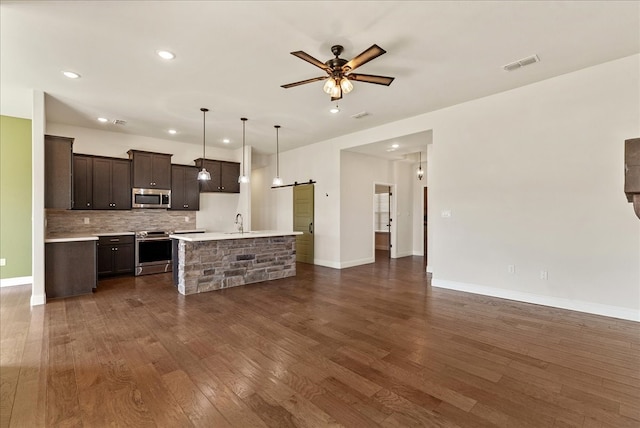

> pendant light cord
[241,118,247,176]
[200,107,209,160]
[275,125,280,177]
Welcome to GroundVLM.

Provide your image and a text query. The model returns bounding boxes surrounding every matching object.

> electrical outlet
[0,258,6,266]
[184,216,189,222]
[83,217,90,224]
[540,270,548,280]
[441,210,452,218]
[507,265,515,274]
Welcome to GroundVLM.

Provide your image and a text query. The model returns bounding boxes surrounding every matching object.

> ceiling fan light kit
[282,44,395,101]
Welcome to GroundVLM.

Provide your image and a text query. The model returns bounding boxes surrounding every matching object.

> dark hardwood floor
[2,256,639,427]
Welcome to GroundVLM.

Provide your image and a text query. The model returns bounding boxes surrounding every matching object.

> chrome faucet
[235,213,244,233]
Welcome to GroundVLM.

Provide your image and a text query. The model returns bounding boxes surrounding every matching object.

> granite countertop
[170,230,302,242]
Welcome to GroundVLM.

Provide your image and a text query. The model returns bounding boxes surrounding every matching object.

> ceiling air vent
[502,54,540,72]
[351,111,369,119]
[112,119,127,125]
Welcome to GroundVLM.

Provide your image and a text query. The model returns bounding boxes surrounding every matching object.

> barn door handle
[308,222,313,234]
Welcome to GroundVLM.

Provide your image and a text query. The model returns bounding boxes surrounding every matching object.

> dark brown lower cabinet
[45,240,97,299]
[97,235,134,276]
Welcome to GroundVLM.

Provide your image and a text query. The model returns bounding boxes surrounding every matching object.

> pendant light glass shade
[198,108,211,181]
[417,151,424,181]
[323,78,337,94]
[340,77,354,94]
[272,125,283,186]
[238,117,249,183]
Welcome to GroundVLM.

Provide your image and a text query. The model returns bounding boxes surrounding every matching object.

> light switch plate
[0,258,6,266]
[441,210,452,218]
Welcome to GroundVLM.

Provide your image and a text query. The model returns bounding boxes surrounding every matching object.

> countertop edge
[170,231,302,242]
[45,236,99,243]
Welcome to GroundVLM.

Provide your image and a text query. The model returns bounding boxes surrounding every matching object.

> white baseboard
[312,259,341,269]
[340,257,375,269]
[0,276,32,288]
[30,293,46,306]
[432,279,640,322]
[394,251,413,258]
[426,265,433,273]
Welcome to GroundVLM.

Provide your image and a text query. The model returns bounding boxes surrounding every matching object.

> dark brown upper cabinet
[128,150,172,189]
[92,157,131,210]
[171,164,200,211]
[73,154,93,209]
[45,135,73,209]
[194,158,240,193]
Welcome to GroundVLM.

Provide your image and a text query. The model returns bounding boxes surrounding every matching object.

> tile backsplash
[46,209,197,235]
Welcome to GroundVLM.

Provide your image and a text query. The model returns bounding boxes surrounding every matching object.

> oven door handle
[137,237,171,242]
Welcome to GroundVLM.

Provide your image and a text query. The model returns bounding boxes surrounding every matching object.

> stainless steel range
[135,230,173,276]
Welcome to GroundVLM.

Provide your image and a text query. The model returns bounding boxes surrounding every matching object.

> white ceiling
[1,1,638,157]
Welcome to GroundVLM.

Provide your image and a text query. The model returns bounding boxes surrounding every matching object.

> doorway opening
[374,184,393,260]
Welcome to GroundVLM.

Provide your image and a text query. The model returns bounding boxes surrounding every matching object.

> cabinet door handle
[309,222,313,234]
[110,239,120,242]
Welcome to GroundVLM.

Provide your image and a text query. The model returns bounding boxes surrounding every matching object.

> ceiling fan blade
[290,51,330,71]
[347,73,395,86]
[281,76,327,89]
[343,44,386,72]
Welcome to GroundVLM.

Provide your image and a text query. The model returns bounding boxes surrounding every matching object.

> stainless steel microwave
[132,188,171,209]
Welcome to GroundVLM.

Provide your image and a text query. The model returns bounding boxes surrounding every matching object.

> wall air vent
[351,111,369,119]
[502,54,540,72]
[112,119,127,125]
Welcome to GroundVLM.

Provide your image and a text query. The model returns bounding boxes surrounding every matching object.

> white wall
[393,160,415,258]
[256,54,640,320]
[428,55,640,320]
[340,151,393,266]
[31,90,45,306]
[275,141,342,268]
[45,122,239,165]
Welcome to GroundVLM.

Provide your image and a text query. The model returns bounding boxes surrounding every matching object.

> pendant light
[272,125,283,186]
[417,151,424,181]
[197,108,211,181]
[238,117,249,183]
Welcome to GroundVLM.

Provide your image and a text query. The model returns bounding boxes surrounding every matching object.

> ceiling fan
[281,44,395,101]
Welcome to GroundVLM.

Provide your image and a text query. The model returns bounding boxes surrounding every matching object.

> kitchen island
[170,231,302,295]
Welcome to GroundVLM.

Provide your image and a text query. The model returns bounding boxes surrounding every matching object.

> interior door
[293,184,314,264]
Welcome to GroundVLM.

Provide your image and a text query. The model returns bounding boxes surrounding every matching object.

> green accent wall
[0,115,32,279]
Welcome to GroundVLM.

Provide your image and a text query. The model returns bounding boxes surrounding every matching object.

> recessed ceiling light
[329,105,340,114]
[156,50,175,60]
[62,71,81,79]
[222,138,230,144]
[391,143,399,149]
[386,148,396,152]
[97,117,108,123]
[168,129,177,135]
